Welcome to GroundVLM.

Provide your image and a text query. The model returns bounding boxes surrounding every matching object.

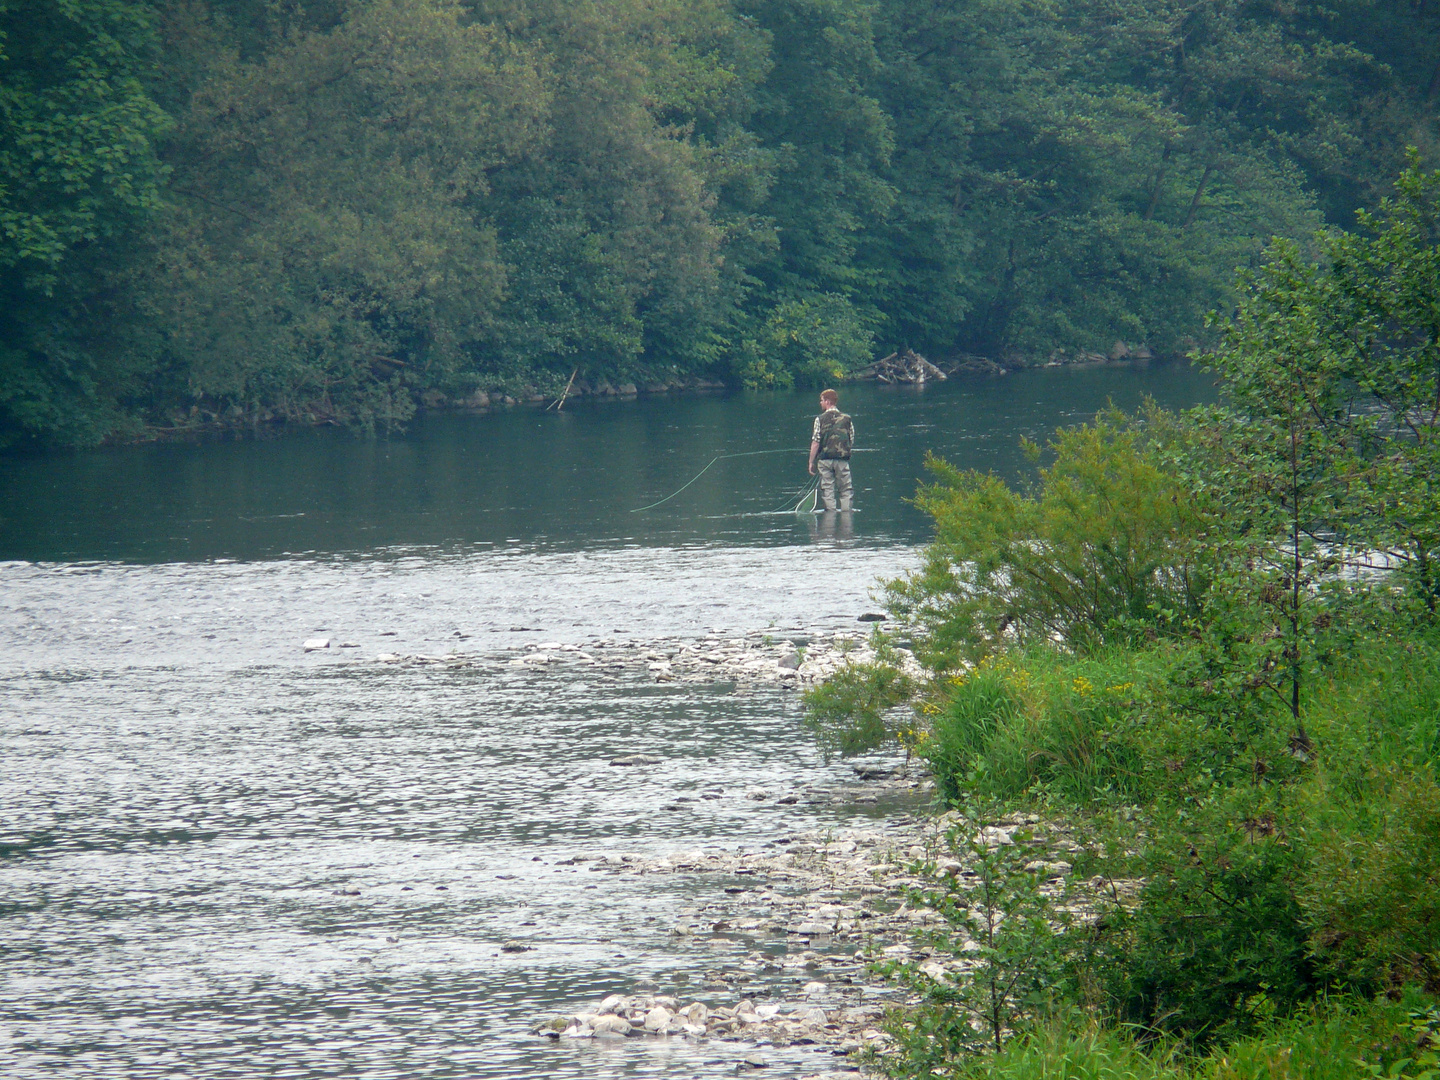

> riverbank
[527,789,1112,1072]
[80,352,1168,448]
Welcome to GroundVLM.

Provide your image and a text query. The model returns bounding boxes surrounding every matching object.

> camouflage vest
[816,410,853,460]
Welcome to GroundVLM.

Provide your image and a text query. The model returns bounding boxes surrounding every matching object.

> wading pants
[817,459,852,511]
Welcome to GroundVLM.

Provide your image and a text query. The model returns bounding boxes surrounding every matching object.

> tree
[0,0,170,447]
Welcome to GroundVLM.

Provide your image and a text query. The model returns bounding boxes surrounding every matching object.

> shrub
[1090,816,1320,1045]
[1302,769,1440,993]
[883,412,1210,668]
[802,659,914,758]
[920,652,1155,808]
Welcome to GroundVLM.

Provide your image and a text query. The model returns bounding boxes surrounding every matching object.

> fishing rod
[629,448,877,513]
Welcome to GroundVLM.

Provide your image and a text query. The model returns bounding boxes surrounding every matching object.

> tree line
[4,0,1440,447]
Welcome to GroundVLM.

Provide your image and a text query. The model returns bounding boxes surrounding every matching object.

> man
[808,388,854,511]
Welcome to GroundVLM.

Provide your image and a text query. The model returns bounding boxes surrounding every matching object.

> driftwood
[853,348,948,384]
[547,367,579,411]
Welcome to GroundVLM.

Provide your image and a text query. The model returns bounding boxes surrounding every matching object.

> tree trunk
[1144,145,1172,222]
[1183,165,1214,228]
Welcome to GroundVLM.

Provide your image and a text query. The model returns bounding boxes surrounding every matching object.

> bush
[1302,769,1440,994]
[883,412,1210,668]
[1092,819,1320,1044]
[920,652,1156,808]
[802,659,914,758]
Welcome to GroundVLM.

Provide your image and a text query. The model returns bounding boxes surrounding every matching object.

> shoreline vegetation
[798,164,1440,1078]
[8,1,1440,451]
[88,347,1152,449]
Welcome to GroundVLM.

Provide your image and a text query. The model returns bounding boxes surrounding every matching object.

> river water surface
[1,367,1216,1078]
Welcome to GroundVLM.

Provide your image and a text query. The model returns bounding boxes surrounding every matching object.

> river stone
[777,652,801,670]
[303,637,330,651]
[597,994,626,1013]
[500,940,532,952]
[802,980,827,995]
[643,1005,673,1031]
[610,755,662,766]
[754,1003,781,1020]
[679,1001,709,1024]
[857,612,888,622]
[852,764,892,780]
[788,920,831,936]
[592,1014,631,1035]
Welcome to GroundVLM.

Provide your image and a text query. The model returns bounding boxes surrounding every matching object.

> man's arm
[809,439,820,476]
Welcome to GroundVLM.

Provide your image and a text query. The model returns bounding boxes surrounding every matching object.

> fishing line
[629,449,807,512]
[629,447,878,513]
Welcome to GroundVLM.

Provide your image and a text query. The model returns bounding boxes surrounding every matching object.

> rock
[463,390,490,408]
[1108,340,1131,361]
[500,940,532,953]
[303,637,331,651]
[777,652,802,670]
[857,612,887,622]
[741,1052,769,1068]
[745,787,769,801]
[610,755,663,766]
[789,921,833,936]
[792,1007,828,1027]
[618,383,638,396]
[643,1005,673,1031]
[597,994,626,1014]
[852,765,893,780]
[802,980,827,995]
[679,1002,709,1024]
[592,1014,631,1035]
[776,793,799,805]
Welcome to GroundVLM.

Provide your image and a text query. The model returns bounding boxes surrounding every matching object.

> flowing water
[0,366,1217,1078]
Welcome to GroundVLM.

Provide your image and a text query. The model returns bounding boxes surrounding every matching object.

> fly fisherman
[808,388,854,511]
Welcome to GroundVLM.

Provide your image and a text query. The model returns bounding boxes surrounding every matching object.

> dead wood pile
[853,348,948,384]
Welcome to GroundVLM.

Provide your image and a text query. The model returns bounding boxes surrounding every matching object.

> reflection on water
[0,364,1220,1078]
[0,364,1216,563]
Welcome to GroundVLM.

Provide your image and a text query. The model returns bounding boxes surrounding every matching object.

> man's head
[819,389,839,410]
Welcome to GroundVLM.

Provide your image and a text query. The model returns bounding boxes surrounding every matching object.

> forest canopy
[3,0,1439,447]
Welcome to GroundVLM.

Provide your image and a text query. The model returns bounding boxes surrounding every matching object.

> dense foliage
[6,0,1440,446]
[806,159,1440,1075]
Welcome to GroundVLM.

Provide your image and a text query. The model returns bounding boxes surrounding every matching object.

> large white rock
[591,1014,631,1035]
[303,638,330,651]
[643,1005,673,1031]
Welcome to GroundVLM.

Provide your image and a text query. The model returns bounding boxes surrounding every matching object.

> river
[0,365,1216,1079]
